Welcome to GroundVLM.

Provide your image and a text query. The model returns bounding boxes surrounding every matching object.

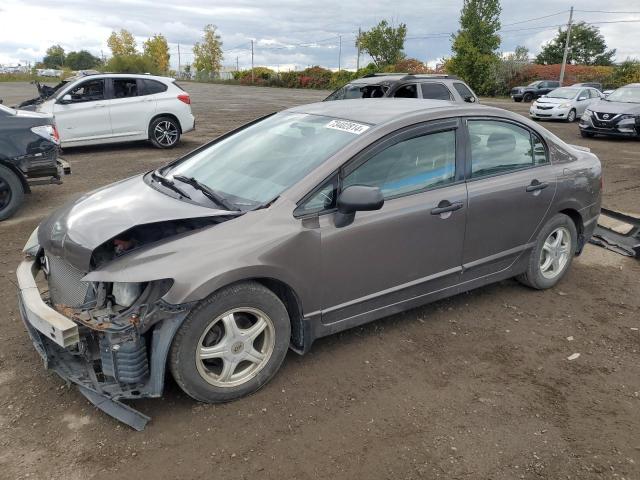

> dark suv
[0,104,70,220]
[325,74,479,103]
[511,80,561,103]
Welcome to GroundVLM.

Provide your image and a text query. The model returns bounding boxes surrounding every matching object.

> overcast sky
[1,0,639,71]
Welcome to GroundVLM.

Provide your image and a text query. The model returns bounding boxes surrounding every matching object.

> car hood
[535,97,572,105]
[588,100,640,115]
[38,174,237,271]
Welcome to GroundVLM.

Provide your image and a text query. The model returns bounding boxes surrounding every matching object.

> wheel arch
[558,207,585,253]
[148,113,182,138]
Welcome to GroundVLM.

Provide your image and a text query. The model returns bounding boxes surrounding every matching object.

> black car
[511,80,561,103]
[0,104,70,220]
[324,74,479,103]
[579,84,640,138]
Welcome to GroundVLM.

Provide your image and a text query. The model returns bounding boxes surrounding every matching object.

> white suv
[33,73,195,148]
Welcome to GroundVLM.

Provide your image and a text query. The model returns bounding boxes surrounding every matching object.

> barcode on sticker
[326,119,370,135]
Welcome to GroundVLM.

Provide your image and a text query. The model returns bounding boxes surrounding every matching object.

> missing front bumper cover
[589,208,640,258]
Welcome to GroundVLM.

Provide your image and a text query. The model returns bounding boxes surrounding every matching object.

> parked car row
[14,78,603,428]
[0,72,196,220]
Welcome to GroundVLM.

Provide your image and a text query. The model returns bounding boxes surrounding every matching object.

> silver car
[529,86,603,122]
[17,99,602,429]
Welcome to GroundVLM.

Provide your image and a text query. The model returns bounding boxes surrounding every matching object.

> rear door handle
[431,200,464,215]
[526,180,549,192]
[94,103,106,108]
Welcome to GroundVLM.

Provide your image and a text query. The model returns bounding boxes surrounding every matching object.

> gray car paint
[37,99,602,349]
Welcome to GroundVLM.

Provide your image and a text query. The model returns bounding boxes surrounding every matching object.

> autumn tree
[107,29,138,56]
[535,22,615,66]
[193,24,223,74]
[143,34,170,72]
[356,20,407,68]
[42,45,65,68]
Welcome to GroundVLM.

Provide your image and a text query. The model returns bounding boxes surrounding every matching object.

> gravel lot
[0,82,639,480]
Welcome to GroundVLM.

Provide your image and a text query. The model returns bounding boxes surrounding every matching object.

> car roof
[68,73,173,82]
[286,98,493,126]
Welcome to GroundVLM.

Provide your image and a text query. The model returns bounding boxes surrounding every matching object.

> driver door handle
[94,103,106,108]
[526,180,549,192]
[431,200,464,215]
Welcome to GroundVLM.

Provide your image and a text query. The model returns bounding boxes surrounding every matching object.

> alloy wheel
[154,120,179,146]
[195,308,276,388]
[539,227,571,279]
[567,110,576,122]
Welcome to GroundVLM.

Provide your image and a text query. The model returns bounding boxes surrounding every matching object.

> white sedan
[32,73,195,148]
[529,86,603,122]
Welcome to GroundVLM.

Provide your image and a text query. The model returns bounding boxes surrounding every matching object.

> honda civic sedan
[17,99,602,429]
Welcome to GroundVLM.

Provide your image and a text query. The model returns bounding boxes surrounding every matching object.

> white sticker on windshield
[326,119,370,135]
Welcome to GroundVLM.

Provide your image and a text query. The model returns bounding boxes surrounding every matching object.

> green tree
[447,0,502,95]
[610,58,640,86]
[64,50,101,70]
[535,22,615,66]
[42,44,65,68]
[507,45,529,63]
[104,54,159,74]
[193,24,223,74]
[143,34,170,73]
[356,20,407,68]
[107,29,138,56]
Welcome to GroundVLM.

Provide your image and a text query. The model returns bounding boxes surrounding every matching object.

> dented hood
[38,174,233,271]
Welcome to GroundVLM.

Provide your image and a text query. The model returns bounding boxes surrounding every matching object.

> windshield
[606,87,640,103]
[546,87,578,99]
[164,113,367,206]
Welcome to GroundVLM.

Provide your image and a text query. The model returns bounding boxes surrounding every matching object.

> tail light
[177,93,191,105]
[31,124,60,146]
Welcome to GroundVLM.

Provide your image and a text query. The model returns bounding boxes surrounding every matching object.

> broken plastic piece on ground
[567,353,581,361]
[589,208,640,259]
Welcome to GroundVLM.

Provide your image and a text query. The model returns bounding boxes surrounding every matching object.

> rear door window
[468,120,547,179]
[393,84,418,98]
[112,78,138,98]
[420,83,452,100]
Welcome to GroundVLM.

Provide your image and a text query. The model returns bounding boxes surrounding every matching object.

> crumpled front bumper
[17,257,191,430]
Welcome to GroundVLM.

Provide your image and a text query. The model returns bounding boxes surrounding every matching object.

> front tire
[523,93,533,103]
[170,282,291,403]
[517,213,577,290]
[149,116,181,149]
[0,165,25,221]
[580,130,594,138]
[566,109,576,122]
[514,98,523,103]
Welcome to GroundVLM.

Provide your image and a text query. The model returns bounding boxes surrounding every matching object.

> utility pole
[338,35,342,71]
[559,6,574,86]
[236,56,239,72]
[177,44,181,76]
[356,27,361,71]
[251,40,254,83]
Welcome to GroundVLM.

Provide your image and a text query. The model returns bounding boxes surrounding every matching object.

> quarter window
[295,175,338,216]
[343,130,456,198]
[141,79,168,95]
[420,83,452,100]
[468,120,547,178]
[113,79,138,98]
[66,79,105,103]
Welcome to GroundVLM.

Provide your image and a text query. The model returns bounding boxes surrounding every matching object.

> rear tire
[523,93,533,103]
[170,281,291,403]
[0,165,25,221]
[517,213,577,290]
[149,116,181,149]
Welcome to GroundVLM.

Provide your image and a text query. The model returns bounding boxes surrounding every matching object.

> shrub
[104,54,160,74]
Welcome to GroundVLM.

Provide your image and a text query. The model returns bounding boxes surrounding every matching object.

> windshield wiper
[151,171,191,199]
[173,175,238,211]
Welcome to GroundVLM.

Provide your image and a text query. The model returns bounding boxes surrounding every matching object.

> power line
[501,10,569,27]
[574,9,640,14]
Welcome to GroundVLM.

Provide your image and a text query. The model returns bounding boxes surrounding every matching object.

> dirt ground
[0,82,639,480]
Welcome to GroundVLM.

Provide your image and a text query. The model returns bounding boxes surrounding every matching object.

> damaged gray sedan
[17,99,602,429]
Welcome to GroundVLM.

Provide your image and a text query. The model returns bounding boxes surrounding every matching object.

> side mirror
[578,96,588,101]
[335,185,384,227]
[540,94,546,98]
[464,95,476,103]
[58,94,72,104]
